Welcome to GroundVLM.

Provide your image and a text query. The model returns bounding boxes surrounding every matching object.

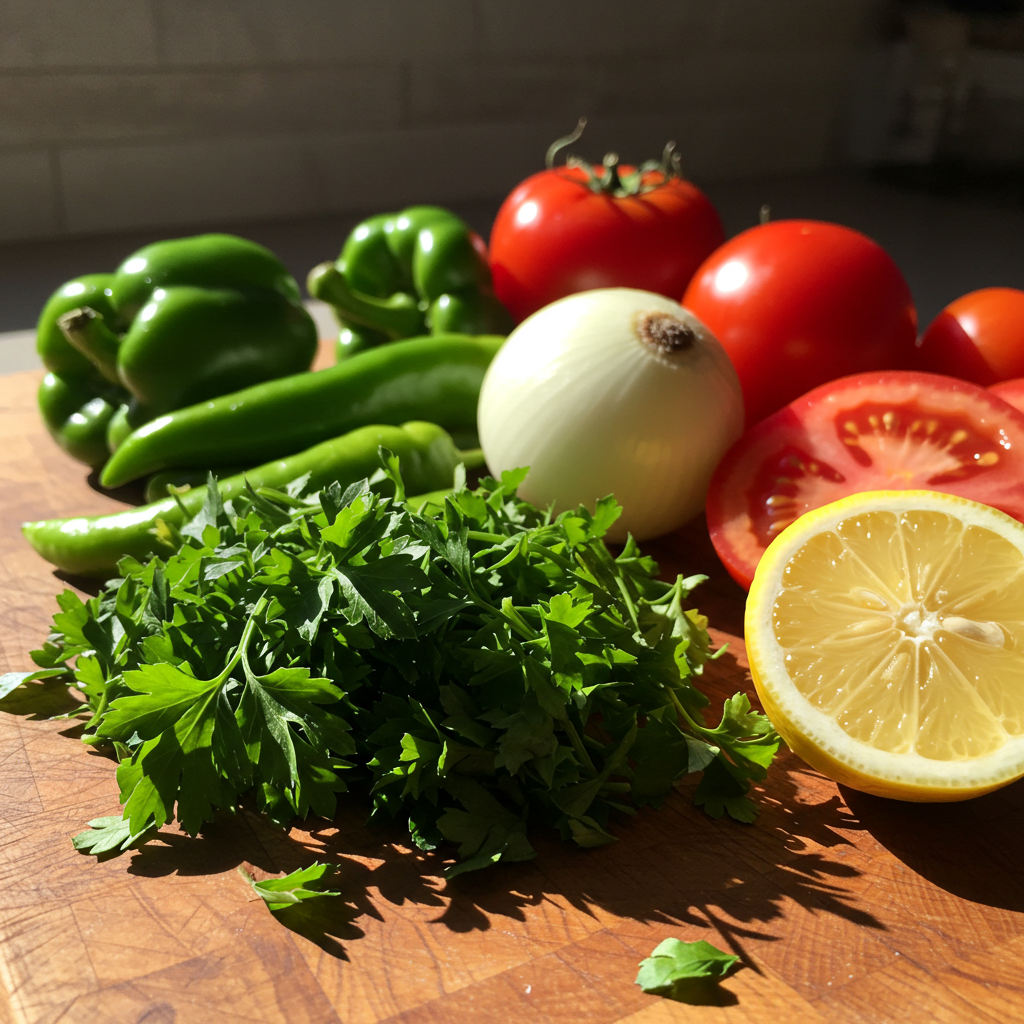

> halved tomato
[706,371,1024,590]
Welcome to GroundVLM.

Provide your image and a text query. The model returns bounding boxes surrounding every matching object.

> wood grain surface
[2,363,1023,1024]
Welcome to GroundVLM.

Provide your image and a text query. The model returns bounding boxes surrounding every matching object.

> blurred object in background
[893,3,972,164]
[848,0,1024,178]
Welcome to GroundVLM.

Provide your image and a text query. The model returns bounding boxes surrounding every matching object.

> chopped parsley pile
[31,456,779,875]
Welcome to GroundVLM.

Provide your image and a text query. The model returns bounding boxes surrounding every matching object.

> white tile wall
[972,49,1024,100]
[0,0,905,243]
[705,0,879,51]
[844,43,1024,166]
[61,135,329,234]
[0,0,159,67]
[153,0,480,65]
[0,151,60,242]
[0,329,38,374]
[472,0,708,57]
[0,66,403,148]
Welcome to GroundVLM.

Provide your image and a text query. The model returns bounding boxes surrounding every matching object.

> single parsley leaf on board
[0,672,35,700]
[239,863,340,911]
[636,937,741,998]
[72,815,159,860]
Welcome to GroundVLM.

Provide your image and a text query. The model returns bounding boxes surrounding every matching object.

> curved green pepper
[307,205,512,359]
[36,234,318,468]
[99,332,504,489]
[36,275,129,467]
[24,421,466,579]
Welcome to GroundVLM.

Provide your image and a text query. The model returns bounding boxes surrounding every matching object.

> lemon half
[745,490,1024,801]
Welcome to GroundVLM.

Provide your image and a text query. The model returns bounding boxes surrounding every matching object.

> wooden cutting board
[1,363,1022,1024]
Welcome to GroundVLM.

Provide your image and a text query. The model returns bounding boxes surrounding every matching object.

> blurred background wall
[0,0,898,243]
[0,0,1021,345]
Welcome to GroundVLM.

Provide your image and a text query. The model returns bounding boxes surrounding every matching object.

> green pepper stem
[457,447,486,471]
[306,262,425,340]
[58,307,122,386]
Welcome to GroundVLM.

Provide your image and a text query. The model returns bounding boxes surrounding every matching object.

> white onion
[478,288,744,542]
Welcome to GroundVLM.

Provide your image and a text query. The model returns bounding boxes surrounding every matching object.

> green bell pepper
[36,234,318,468]
[36,274,127,467]
[307,205,512,360]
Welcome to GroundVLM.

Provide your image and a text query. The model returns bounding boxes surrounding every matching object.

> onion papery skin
[478,288,744,542]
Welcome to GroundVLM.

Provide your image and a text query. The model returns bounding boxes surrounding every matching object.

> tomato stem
[545,117,588,169]
[543,120,682,198]
[601,152,624,194]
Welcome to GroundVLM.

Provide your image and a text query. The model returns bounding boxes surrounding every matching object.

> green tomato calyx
[545,117,682,198]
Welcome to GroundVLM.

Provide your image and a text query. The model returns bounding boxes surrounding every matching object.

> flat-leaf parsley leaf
[636,937,740,994]
[239,863,340,911]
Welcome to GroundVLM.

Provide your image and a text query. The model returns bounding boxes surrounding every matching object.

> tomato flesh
[706,371,1024,590]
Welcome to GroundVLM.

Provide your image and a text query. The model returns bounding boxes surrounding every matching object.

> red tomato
[488,155,724,324]
[705,371,1024,590]
[915,287,1024,385]
[990,377,1024,415]
[682,220,918,426]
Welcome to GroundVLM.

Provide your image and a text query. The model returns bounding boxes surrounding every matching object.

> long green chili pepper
[99,332,503,489]
[24,421,470,579]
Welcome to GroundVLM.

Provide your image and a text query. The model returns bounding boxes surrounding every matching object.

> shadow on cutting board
[843,781,1024,914]
[18,511,887,963]
[8,591,885,964]
[98,743,883,964]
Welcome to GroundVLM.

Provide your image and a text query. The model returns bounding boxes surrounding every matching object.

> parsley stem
[533,541,575,573]
[254,485,310,508]
[667,686,709,738]
[86,685,111,730]
[497,598,541,641]
[614,576,641,632]
[214,594,270,686]
[562,718,597,775]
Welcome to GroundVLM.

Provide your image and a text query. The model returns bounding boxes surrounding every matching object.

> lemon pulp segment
[746,491,1024,801]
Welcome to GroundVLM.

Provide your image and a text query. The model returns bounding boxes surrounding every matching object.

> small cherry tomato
[706,370,1024,590]
[682,220,918,426]
[915,287,1024,385]
[488,121,724,324]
